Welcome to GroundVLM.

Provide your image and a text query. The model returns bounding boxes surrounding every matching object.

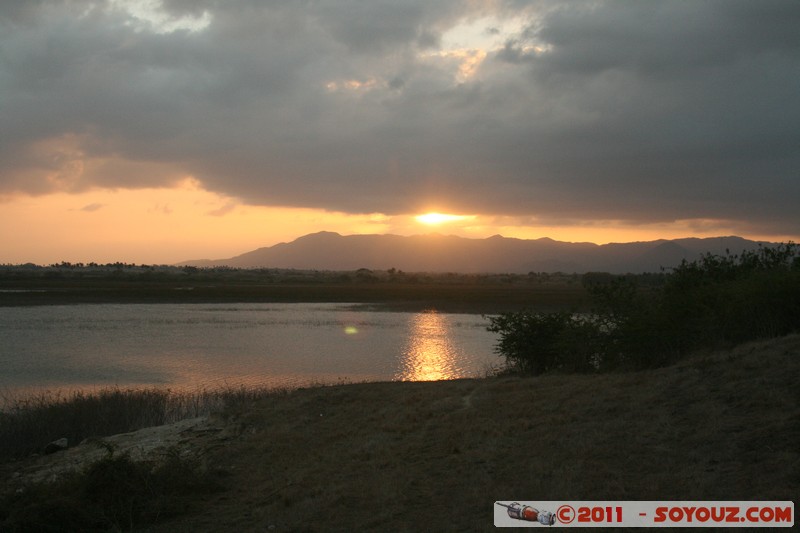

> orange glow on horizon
[1,183,796,266]
[0,180,395,265]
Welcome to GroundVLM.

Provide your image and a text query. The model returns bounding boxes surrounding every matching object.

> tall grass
[0,385,282,531]
[0,385,274,462]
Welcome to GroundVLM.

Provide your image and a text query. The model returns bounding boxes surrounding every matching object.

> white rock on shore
[7,416,231,486]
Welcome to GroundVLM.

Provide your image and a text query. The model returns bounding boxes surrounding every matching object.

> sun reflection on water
[396,311,459,381]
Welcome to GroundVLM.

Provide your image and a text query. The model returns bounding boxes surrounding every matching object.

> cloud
[0,0,798,234]
[77,202,105,212]
[206,201,238,217]
[148,203,173,215]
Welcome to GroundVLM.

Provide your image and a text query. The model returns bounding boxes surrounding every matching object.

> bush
[486,311,604,374]
[488,243,800,375]
[659,243,800,351]
[0,450,219,532]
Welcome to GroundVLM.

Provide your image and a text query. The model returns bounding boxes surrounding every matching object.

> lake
[0,303,500,397]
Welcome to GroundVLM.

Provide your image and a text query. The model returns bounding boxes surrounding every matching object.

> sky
[1,0,799,265]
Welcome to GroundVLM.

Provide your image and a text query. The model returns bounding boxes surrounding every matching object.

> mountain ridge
[181,232,771,274]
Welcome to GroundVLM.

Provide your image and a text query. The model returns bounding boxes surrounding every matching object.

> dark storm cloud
[1,0,798,233]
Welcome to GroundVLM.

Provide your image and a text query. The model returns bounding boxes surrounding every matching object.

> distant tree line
[488,243,800,374]
[0,263,586,286]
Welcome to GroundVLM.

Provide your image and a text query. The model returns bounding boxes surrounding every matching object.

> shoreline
[3,334,797,531]
[0,282,590,314]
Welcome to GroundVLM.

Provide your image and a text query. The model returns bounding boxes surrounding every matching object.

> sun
[415,212,471,225]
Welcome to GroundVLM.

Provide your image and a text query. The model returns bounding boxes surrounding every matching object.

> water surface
[0,303,498,396]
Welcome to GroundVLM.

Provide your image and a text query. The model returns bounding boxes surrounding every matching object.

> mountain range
[181,232,773,274]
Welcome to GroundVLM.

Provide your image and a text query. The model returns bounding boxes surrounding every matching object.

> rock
[11,416,218,486]
[44,438,68,455]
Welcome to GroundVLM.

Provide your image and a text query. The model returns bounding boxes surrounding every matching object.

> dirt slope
[139,335,799,532]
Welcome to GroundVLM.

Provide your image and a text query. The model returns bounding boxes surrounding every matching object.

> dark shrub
[489,243,799,374]
[487,311,601,374]
[0,451,220,532]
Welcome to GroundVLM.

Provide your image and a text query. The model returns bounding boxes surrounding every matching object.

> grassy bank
[2,334,797,531]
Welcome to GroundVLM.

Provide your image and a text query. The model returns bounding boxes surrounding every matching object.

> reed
[0,385,278,462]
